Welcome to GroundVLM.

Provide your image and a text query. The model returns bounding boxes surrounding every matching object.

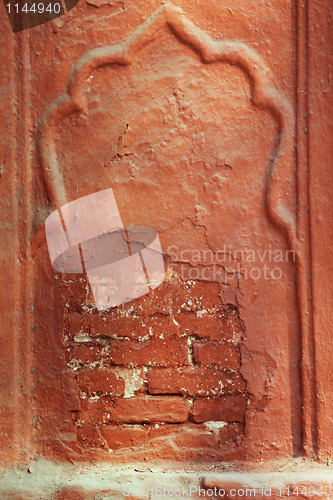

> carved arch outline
[39,2,296,249]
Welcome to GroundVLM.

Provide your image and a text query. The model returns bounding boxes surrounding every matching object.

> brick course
[147,367,246,397]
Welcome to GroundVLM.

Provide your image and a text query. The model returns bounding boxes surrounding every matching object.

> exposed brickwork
[69,335,189,367]
[62,275,249,459]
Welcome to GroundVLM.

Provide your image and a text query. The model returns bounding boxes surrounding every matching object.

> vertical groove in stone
[12,29,34,463]
[295,0,318,459]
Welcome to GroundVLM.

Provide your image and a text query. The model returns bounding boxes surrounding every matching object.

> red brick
[65,311,173,340]
[146,423,222,460]
[193,341,240,370]
[190,396,247,422]
[75,367,144,395]
[78,397,111,423]
[134,277,221,315]
[101,424,147,450]
[219,311,243,343]
[105,395,190,423]
[63,283,242,348]
[64,277,91,309]
[52,487,120,499]
[64,278,228,343]
[173,312,241,342]
[107,336,189,366]
[128,278,189,315]
[176,314,222,340]
[147,367,246,396]
[75,368,125,395]
[52,487,91,499]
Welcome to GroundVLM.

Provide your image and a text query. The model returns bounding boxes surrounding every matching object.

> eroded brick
[105,395,190,423]
[107,336,189,366]
[101,424,147,450]
[75,367,144,395]
[147,367,245,396]
[193,340,240,370]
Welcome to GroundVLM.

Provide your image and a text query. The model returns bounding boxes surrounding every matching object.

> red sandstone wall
[1,0,333,468]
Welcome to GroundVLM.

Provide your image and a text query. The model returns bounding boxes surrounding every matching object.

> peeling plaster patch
[204,421,227,435]
[115,368,144,398]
